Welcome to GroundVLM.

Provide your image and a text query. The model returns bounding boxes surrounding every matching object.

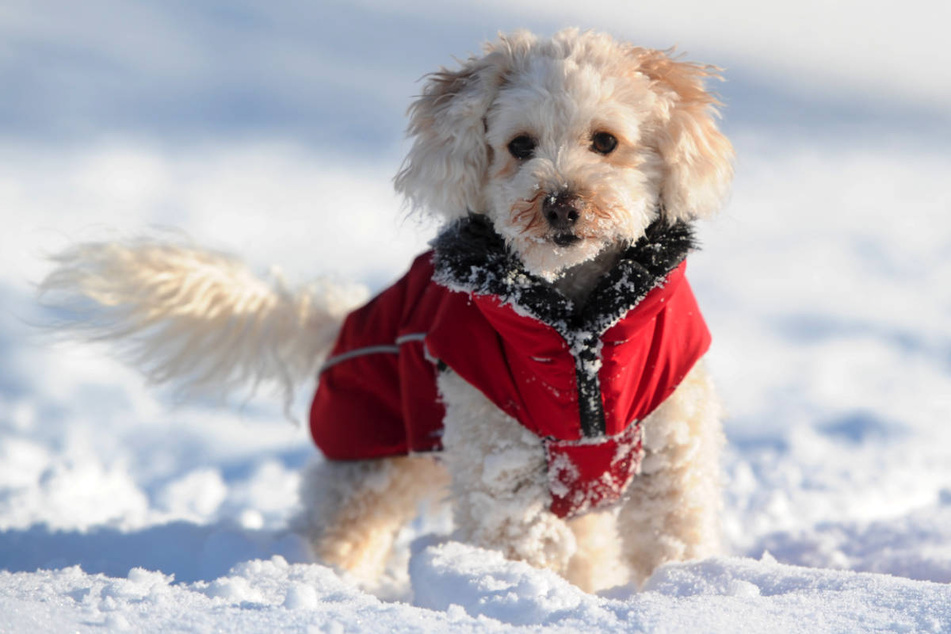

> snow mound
[4,550,949,633]
[410,540,592,625]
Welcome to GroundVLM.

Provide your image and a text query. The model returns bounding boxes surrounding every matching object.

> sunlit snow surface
[2,2,951,631]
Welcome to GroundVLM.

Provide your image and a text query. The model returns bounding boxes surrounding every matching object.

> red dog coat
[310,217,710,518]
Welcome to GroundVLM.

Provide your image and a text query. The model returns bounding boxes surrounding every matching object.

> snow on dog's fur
[41,29,733,593]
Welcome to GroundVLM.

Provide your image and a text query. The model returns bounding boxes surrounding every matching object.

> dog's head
[395,29,734,280]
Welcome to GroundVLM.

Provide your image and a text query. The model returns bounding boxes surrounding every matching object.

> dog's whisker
[511,190,547,234]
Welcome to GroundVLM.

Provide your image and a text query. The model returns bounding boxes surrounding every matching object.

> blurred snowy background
[2,1,950,630]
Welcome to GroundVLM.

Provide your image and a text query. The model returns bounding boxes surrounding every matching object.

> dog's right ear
[395,47,512,221]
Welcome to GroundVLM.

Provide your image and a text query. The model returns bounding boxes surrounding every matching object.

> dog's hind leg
[296,454,448,585]
[438,371,577,576]
[617,362,724,586]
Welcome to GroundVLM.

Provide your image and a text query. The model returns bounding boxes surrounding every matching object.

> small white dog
[42,29,733,593]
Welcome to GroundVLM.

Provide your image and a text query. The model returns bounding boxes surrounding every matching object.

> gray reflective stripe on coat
[319,332,428,374]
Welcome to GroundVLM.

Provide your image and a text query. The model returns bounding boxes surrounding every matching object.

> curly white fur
[619,361,724,585]
[40,238,367,415]
[440,362,723,591]
[437,371,577,574]
[294,455,448,587]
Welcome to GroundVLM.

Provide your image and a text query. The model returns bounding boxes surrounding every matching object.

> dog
[40,29,733,593]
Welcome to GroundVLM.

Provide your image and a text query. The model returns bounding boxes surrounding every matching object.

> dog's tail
[38,237,368,418]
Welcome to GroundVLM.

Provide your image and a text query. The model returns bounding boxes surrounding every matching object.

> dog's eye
[507,135,536,160]
[590,132,618,155]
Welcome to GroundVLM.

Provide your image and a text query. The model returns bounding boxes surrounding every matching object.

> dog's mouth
[552,233,581,247]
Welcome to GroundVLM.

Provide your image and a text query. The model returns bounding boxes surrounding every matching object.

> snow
[3,548,950,632]
[3,2,951,632]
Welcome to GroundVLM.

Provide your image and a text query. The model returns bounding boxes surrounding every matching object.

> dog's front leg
[296,454,448,585]
[437,371,576,575]
[617,361,725,586]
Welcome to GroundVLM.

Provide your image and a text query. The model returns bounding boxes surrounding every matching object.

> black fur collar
[431,214,696,338]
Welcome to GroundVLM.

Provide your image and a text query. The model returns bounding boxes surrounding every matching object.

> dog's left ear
[635,49,735,222]
[395,42,517,221]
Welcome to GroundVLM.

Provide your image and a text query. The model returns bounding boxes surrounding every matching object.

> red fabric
[598,263,711,436]
[310,251,711,517]
[428,292,577,440]
[546,422,643,517]
[309,253,447,459]
[425,261,709,441]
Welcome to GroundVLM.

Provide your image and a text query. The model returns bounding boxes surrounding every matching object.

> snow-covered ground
[2,2,950,631]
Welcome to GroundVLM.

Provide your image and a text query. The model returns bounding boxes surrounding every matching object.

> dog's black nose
[542,192,580,231]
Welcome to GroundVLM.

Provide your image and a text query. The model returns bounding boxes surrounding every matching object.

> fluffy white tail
[39,237,368,417]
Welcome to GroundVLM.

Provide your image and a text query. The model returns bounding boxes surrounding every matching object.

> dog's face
[395,29,734,280]
[481,49,664,276]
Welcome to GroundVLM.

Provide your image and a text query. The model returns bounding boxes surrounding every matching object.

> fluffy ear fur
[635,48,735,222]
[394,33,533,221]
